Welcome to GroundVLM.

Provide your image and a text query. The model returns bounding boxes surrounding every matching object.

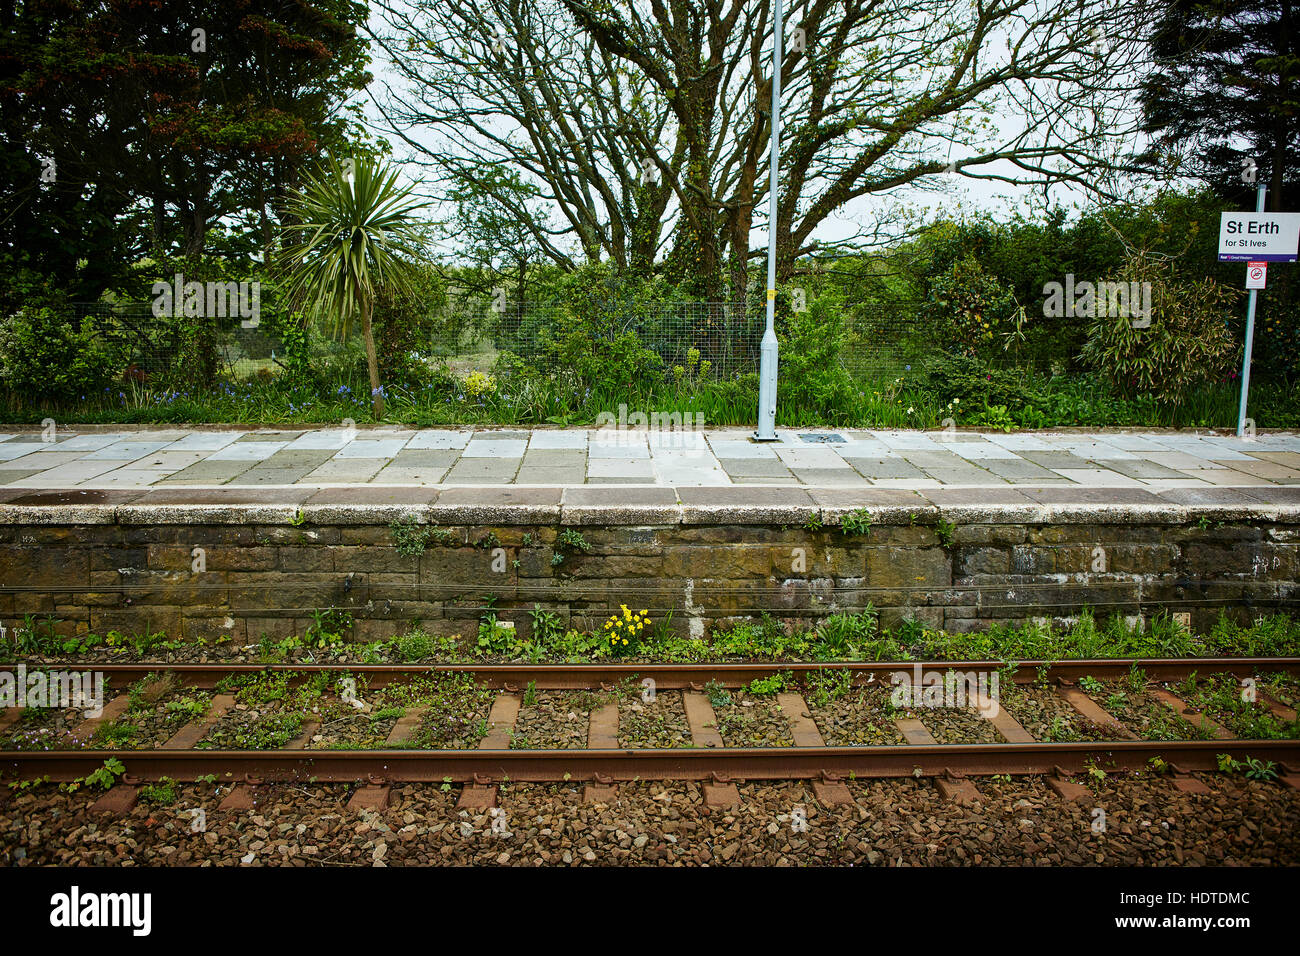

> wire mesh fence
[60,296,1057,392]
[426,299,767,379]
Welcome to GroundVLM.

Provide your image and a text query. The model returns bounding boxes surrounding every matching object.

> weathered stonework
[0,498,1296,643]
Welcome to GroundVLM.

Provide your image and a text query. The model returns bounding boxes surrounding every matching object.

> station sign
[1218,211,1300,262]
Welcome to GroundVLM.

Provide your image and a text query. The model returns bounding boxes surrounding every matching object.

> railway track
[3,658,1299,789]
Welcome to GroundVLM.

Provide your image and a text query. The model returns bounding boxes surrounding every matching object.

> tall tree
[376,0,1158,298]
[0,0,372,309]
[280,155,429,417]
[1140,0,1299,210]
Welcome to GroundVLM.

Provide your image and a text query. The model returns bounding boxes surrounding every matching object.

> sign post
[1218,191,1300,436]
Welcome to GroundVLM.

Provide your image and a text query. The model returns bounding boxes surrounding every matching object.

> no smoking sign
[1247,261,1267,289]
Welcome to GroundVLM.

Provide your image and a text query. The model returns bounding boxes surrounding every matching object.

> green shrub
[0,308,125,401]
[1081,253,1238,410]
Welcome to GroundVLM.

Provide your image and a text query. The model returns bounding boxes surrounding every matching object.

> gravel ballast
[2,773,1297,866]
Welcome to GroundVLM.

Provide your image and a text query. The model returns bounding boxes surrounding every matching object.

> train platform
[0,425,1296,499]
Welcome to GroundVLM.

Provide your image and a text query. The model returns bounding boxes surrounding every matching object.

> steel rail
[3,740,1298,784]
[36,657,1300,689]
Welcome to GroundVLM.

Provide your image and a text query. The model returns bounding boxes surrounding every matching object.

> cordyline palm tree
[280,155,428,417]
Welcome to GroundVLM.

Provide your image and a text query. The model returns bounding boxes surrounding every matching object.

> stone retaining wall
[0,495,1296,642]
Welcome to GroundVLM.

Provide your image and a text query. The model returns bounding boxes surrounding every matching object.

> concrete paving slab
[1103,459,1189,480]
[369,465,449,485]
[521,450,585,468]
[516,467,587,484]
[1156,487,1263,505]
[304,486,440,506]
[1019,450,1094,469]
[718,458,794,478]
[1239,486,1300,504]
[0,469,45,484]
[159,460,255,482]
[165,432,243,451]
[844,457,926,480]
[1219,459,1300,484]
[235,431,304,441]
[589,439,650,459]
[776,446,852,469]
[1179,468,1273,486]
[208,441,288,461]
[588,458,655,479]
[81,441,171,461]
[978,458,1066,482]
[948,442,1021,460]
[48,434,129,451]
[285,431,355,450]
[709,439,777,459]
[528,430,589,449]
[442,458,519,483]
[336,439,409,459]
[790,468,869,486]
[302,458,389,483]
[1051,469,1148,487]
[922,487,1036,506]
[136,487,315,505]
[1019,486,1165,505]
[406,430,471,449]
[0,451,87,468]
[462,438,528,458]
[654,465,730,486]
[390,448,460,468]
[1146,451,1226,470]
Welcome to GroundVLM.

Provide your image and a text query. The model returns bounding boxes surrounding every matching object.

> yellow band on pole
[767,289,776,300]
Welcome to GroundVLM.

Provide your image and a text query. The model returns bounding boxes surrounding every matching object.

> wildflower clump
[603,605,649,655]
[464,370,497,399]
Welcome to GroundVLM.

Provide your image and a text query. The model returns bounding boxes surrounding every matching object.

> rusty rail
[3,740,1298,784]
[30,656,1300,690]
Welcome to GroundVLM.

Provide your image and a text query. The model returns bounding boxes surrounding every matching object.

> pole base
[750,432,780,442]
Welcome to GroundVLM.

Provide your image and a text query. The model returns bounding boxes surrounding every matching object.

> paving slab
[406,430,471,449]
[844,457,927,480]
[7,489,146,506]
[718,458,794,478]
[790,468,870,486]
[443,458,520,483]
[369,465,449,484]
[463,438,528,458]
[528,430,589,450]
[306,486,441,506]
[1019,486,1165,505]
[134,487,316,505]
[1156,487,1265,506]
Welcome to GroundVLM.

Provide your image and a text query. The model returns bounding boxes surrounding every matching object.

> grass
[3,358,1293,430]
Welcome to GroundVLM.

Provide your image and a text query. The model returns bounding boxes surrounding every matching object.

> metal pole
[1236,182,1267,437]
[754,0,783,441]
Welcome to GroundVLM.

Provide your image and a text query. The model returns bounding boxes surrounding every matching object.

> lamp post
[754,0,783,441]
